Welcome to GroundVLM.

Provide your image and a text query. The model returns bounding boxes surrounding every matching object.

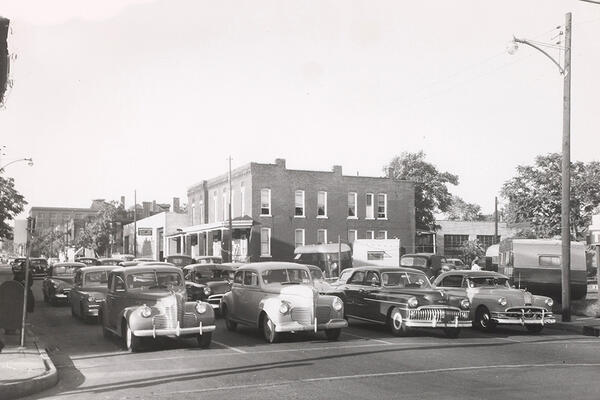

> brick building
[172,158,416,262]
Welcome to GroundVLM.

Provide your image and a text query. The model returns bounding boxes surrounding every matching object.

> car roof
[348,266,427,274]
[167,254,193,258]
[238,262,310,272]
[79,265,121,273]
[111,264,182,274]
[183,263,239,271]
[52,262,87,268]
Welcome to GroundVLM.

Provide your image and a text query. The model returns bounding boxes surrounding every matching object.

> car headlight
[279,301,290,315]
[140,305,152,318]
[195,301,208,314]
[545,298,554,307]
[498,297,507,307]
[52,282,59,288]
[332,297,343,312]
[408,297,418,308]
[203,287,212,296]
[88,296,96,303]
[460,298,470,310]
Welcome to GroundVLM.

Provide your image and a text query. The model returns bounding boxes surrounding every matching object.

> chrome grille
[291,307,312,325]
[409,307,467,321]
[505,307,550,319]
[208,294,224,305]
[316,306,331,324]
[153,303,177,329]
[182,312,198,327]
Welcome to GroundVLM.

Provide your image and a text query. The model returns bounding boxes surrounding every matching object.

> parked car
[306,265,335,293]
[42,262,86,305]
[433,270,555,333]
[195,256,222,264]
[183,263,240,309]
[221,262,348,343]
[400,253,448,280]
[445,258,467,270]
[114,254,135,262]
[69,266,119,322]
[76,257,101,266]
[132,257,155,263]
[12,258,49,278]
[331,266,471,338]
[166,254,194,268]
[99,263,216,352]
[119,261,140,267]
[294,243,352,279]
[98,258,123,266]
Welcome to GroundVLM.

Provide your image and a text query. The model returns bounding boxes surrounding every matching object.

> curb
[0,334,59,400]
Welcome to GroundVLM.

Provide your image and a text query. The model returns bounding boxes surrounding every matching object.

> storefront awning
[166,216,254,238]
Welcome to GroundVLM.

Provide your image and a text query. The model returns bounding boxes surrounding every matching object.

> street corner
[0,343,58,400]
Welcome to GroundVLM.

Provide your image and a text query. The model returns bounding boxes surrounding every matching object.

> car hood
[468,287,538,307]
[79,286,108,298]
[125,288,186,303]
[376,287,462,306]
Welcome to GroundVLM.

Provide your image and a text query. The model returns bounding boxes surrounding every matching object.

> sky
[1,0,600,218]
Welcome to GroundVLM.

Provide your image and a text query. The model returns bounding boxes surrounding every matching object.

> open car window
[381,272,431,289]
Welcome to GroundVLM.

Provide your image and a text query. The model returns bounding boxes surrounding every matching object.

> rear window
[84,271,110,286]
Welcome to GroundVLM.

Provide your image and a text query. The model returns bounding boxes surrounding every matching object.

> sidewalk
[0,327,58,400]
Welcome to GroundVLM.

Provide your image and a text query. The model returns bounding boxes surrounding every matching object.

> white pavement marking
[167,362,600,395]
[341,331,394,345]
[212,340,247,354]
[495,337,522,343]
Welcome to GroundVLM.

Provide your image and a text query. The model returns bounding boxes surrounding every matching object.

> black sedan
[330,266,472,338]
[183,263,239,311]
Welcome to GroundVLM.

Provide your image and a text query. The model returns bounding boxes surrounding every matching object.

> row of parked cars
[39,253,557,352]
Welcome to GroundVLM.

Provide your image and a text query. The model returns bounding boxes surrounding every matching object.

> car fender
[184,300,215,324]
[116,306,146,336]
[257,296,283,328]
[221,291,233,314]
[316,294,345,319]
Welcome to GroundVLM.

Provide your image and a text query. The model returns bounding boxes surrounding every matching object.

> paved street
[20,280,600,400]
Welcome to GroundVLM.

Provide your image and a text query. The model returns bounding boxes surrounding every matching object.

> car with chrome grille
[69,266,120,322]
[220,262,348,343]
[42,262,86,305]
[433,270,555,333]
[330,266,471,338]
[99,263,216,352]
[183,263,240,310]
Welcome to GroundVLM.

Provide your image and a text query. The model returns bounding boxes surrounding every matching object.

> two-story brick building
[169,158,416,262]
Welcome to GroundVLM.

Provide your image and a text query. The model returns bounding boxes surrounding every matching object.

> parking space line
[341,331,394,345]
[495,337,521,343]
[212,340,247,354]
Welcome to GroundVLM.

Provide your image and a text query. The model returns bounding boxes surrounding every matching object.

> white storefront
[122,212,190,260]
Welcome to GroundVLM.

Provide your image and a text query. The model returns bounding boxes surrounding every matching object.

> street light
[0,157,34,171]
[508,13,572,321]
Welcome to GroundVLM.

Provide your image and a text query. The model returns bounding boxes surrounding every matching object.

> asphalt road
[20,280,600,400]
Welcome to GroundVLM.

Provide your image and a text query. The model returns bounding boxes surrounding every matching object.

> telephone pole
[227,156,233,263]
[133,190,137,258]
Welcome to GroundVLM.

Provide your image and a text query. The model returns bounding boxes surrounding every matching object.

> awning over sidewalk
[166,216,254,238]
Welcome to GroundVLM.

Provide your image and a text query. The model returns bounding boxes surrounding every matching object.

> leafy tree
[30,230,66,258]
[0,173,27,240]
[446,195,484,221]
[459,240,485,266]
[73,201,128,256]
[501,153,600,240]
[385,151,459,231]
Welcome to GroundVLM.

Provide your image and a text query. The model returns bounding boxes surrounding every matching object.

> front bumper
[274,318,348,333]
[405,318,472,328]
[133,322,216,338]
[492,308,556,326]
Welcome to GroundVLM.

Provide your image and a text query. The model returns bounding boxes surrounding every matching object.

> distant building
[12,219,28,256]
[172,158,416,262]
[122,212,190,260]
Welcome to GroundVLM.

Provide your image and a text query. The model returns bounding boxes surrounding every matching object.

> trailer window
[539,255,561,267]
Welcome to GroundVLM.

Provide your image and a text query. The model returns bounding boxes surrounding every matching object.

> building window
[191,204,196,225]
[477,235,500,250]
[295,190,305,217]
[213,191,218,222]
[317,229,327,244]
[443,234,469,257]
[377,193,387,219]
[295,229,305,248]
[376,230,387,240]
[539,255,561,267]
[366,193,374,219]
[261,189,271,216]
[348,192,357,218]
[367,251,385,261]
[240,183,245,216]
[366,230,374,240]
[348,229,357,243]
[317,191,327,217]
[261,228,271,256]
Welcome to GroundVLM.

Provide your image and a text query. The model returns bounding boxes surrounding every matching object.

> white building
[122,212,189,260]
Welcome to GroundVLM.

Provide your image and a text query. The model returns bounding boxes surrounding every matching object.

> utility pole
[133,190,137,258]
[20,217,34,348]
[494,196,498,243]
[227,156,233,263]
[561,12,572,322]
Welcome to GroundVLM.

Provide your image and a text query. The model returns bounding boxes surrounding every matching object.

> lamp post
[508,12,572,321]
[0,157,34,171]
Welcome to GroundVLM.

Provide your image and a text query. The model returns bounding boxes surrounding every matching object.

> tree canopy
[385,151,459,231]
[73,201,128,256]
[501,153,600,240]
[0,173,27,240]
[446,195,485,221]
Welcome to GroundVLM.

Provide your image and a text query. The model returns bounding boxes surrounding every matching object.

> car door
[242,270,262,325]
[70,270,83,315]
[106,272,127,330]
[229,270,245,320]
[357,270,382,321]
[343,271,366,317]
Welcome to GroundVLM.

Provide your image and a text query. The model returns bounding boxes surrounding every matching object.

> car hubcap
[481,313,489,328]
[392,310,403,330]
[265,318,273,340]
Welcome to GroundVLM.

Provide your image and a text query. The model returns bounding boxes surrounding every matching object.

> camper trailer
[498,239,587,300]
[351,239,401,267]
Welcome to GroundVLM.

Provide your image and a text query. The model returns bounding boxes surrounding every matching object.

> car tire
[197,332,212,348]
[443,328,461,338]
[389,307,411,336]
[525,325,544,334]
[474,306,496,332]
[325,328,341,341]
[122,320,142,352]
[222,305,237,331]
[262,314,279,343]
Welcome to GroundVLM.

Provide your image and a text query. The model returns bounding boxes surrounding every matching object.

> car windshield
[468,276,510,288]
[126,272,183,290]
[310,268,324,281]
[188,268,233,283]
[84,271,109,286]
[54,266,79,276]
[381,272,431,289]
[400,257,427,268]
[261,268,311,285]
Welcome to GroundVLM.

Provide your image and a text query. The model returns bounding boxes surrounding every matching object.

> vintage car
[75,257,101,266]
[183,263,240,308]
[331,266,471,338]
[99,263,216,352]
[166,254,195,268]
[195,256,223,264]
[306,265,335,293]
[221,262,348,343]
[42,262,86,305]
[98,258,123,266]
[445,258,467,270]
[69,266,119,321]
[11,257,49,277]
[433,270,556,333]
[400,253,448,280]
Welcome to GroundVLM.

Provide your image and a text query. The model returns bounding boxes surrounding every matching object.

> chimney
[152,200,157,212]
[275,158,286,169]
[332,165,342,176]
[173,197,180,213]
[142,202,151,217]
[120,196,125,207]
